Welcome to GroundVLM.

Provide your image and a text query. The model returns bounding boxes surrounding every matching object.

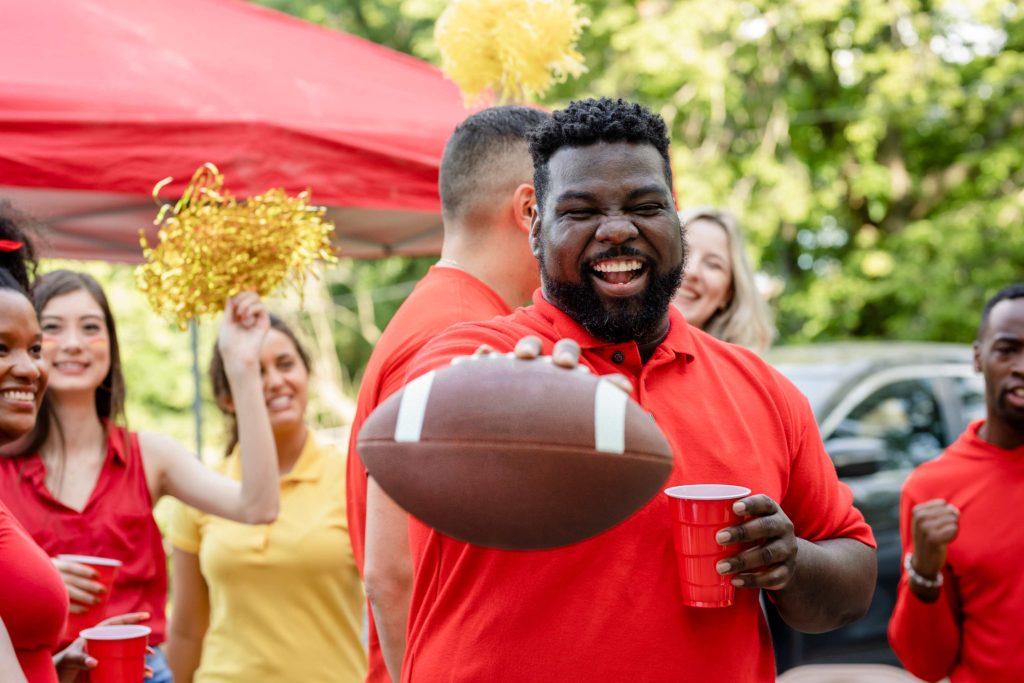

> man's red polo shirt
[399,291,875,682]
[346,266,512,683]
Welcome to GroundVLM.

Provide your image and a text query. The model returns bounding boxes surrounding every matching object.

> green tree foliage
[258,0,1024,346]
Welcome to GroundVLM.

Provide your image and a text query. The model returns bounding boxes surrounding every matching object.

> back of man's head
[528,98,673,211]
[978,283,1024,340]
[440,106,550,227]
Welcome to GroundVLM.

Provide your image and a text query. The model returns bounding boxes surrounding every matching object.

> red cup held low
[665,484,751,608]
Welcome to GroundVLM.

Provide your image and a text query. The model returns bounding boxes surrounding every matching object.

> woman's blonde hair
[679,207,775,353]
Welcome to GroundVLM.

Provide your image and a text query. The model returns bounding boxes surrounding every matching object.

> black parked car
[763,342,985,671]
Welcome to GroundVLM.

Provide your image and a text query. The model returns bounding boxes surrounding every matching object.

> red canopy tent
[0,0,472,261]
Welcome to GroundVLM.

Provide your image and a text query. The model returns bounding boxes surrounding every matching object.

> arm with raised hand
[143,293,279,524]
[888,496,962,681]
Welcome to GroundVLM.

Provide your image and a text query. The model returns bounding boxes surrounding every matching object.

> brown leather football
[358,354,673,550]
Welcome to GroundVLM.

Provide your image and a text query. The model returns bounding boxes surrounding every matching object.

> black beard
[539,246,683,344]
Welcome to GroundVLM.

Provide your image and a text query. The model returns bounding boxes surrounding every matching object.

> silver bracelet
[904,552,943,589]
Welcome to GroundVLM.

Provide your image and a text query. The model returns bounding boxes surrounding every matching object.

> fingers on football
[512,336,542,359]
[473,343,498,357]
[552,338,581,368]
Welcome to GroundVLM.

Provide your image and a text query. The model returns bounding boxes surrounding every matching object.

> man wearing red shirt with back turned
[889,283,1024,682]
[349,105,550,683]
[367,98,878,682]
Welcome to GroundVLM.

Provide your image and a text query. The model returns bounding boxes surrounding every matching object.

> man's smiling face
[531,141,684,344]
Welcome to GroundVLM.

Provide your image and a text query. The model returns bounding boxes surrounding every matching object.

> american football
[358,353,673,550]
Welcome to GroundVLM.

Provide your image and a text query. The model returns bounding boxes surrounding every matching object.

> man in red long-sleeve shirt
[889,283,1024,682]
[349,105,549,683]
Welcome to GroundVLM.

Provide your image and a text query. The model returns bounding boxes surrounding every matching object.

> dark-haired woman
[0,271,280,683]
[0,214,63,683]
[1,217,149,683]
[165,315,365,683]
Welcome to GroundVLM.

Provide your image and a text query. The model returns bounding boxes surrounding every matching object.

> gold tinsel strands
[136,163,337,330]
[435,0,588,105]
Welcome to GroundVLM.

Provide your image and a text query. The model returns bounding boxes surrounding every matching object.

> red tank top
[0,425,168,645]
[0,500,67,682]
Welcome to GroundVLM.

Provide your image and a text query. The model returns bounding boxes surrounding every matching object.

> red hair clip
[0,239,24,252]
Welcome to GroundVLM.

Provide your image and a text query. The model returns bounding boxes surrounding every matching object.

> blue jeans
[146,646,173,682]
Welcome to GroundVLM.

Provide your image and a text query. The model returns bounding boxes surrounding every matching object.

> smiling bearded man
[378,98,877,683]
[531,101,684,345]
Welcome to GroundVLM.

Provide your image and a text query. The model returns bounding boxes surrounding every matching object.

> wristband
[904,552,943,589]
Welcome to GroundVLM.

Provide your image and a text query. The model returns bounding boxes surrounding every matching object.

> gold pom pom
[136,163,337,330]
[436,0,588,104]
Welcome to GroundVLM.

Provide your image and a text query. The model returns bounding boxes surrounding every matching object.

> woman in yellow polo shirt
[165,315,366,682]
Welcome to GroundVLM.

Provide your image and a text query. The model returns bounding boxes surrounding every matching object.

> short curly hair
[528,98,673,209]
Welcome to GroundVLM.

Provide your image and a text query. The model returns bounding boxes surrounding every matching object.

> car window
[832,379,944,468]
[949,375,986,433]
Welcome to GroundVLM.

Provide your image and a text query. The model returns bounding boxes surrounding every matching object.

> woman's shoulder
[134,430,179,461]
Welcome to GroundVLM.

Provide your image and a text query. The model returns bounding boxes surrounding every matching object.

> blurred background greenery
[46,0,1023,454]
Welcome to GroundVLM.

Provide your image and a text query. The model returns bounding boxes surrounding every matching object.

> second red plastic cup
[56,554,122,643]
[665,484,751,608]
[80,624,151,683]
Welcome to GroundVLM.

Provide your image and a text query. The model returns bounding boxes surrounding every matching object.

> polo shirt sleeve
[777,378,876,548]
[887,472,961,681]
[166,498,203,555]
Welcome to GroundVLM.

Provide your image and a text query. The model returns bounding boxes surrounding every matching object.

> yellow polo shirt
[168,434,366,682]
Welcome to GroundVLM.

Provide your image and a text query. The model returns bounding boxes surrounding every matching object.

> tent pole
[190,320,202,458]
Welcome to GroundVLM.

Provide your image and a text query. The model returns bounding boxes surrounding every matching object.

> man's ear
[973,341,982,373]
[529,209,543,259]
[512,183,536,235]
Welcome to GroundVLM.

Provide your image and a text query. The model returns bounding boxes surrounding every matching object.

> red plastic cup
[665,484,751,608]
[80,625,151,683]
[56,554,122,643]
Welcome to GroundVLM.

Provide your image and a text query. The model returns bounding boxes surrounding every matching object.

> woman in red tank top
[0,270,281,682]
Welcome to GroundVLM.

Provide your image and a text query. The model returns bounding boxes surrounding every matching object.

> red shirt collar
[104,424,130,466]
[530,289,696,363]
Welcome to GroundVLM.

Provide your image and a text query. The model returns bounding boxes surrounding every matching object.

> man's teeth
[1012,388,1024,397]
[593,260,642,273]
[268,396,291,409]
[1,390,35,402]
